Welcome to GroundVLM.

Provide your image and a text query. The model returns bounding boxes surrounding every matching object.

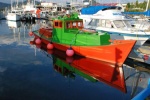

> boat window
[113,20,125,28]
[88,19,98,26]
[101,20,106,27]
[72,22,77,28]
[55,22,58,26]
[102,6,122,11]
[54,21,62,28]
[66,22,72,28]
[123,20,132,28]
[66,21,83,29]
[105,20,112,28]
[97,19,101,26]
[77,21,83,29]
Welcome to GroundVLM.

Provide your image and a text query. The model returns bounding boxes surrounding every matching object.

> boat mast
[146,0,149,11]
[11,0,12,10]
[16,0,18,8]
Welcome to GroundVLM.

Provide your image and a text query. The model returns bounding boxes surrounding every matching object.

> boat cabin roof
[53,13,83,29]
[81,6,122,15]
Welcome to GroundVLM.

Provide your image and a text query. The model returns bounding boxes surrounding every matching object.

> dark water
[0,19,150,100]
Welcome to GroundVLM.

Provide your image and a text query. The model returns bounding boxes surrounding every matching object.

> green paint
[53,56,97,82]
[34,13,111,46]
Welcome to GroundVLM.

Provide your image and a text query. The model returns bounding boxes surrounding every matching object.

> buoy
[66,56,74,63]
[35,38,41,44]
[47,42,54,49]
[66,47,74,57]
[29,31,33,36]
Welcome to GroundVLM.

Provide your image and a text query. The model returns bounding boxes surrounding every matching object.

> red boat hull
[33,34,136,66]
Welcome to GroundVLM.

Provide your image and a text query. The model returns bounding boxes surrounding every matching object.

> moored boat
[79,6,150,45]
[31,13,136,66]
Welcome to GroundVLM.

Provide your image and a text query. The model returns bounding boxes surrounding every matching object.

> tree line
[126,0,150,12]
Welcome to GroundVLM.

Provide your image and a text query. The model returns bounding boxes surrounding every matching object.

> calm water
[0,19,150,100]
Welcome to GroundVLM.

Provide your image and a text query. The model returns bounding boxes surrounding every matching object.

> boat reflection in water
[30,40,127,93]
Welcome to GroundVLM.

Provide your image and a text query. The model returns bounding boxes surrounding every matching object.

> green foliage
[126,1,149,12]
[136,0,139,6]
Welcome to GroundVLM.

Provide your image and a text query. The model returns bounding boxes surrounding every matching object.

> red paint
[35,38,41,45]
[47,43,54,49]
[32,35,136,66]
[66,48,74,57]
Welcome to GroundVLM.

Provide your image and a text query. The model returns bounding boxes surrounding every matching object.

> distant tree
[127,3,131,8]
[125,3,130,11]
[126,0,148,12]
[136,0,139,7]
[142,1,147,10]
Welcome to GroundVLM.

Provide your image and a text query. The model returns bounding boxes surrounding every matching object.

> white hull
[79,8,150,46]
[6,13,21,21]
[110,34,148,45]
[96,27,150,45]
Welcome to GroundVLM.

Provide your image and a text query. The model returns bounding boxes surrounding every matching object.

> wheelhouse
[53,18,83,29]
[88,19,134,29]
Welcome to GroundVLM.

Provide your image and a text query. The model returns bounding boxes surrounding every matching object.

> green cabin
[52,13,111,46]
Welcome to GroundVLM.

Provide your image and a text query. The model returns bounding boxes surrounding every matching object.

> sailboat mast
[16,0,18,8]
[11,0,12,10]
[146,0,149,11]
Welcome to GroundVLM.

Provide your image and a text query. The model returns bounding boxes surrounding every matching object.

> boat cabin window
[101,20,105,27]
[97,19,113,28]
[102,6,122,11]
[53,20,62,28]
[66,21,83,29]
[123,20,132,28]
[105,20,112,28]
[113,20,125,28]
[88,19,98,26]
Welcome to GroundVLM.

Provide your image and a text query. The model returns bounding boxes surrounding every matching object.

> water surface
[0,19,150,100]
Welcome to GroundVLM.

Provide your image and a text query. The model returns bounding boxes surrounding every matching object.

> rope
[69,30,79,47]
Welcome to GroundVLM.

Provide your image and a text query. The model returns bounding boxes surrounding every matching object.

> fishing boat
[30,42,127,93]
[6,0,23,21]
[6,11,22,21]
[31,13,136,66]
[79,6,150,45]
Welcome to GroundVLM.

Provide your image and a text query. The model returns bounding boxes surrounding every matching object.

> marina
[0,0,150,100]
[0,16,149,100]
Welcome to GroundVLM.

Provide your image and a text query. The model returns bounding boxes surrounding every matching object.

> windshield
[88,19,99,26]
[124,20,133,28]
[113,20,125,28]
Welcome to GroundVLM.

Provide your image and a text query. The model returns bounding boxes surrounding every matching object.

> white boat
[79,6,150,45]
[6,9,23,21]
[6,0,23,21]
[23,0,37,18]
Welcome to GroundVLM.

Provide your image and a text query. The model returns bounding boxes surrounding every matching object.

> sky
[1,0,147,4]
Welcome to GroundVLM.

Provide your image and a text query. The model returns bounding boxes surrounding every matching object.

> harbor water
[0,18,150,100]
